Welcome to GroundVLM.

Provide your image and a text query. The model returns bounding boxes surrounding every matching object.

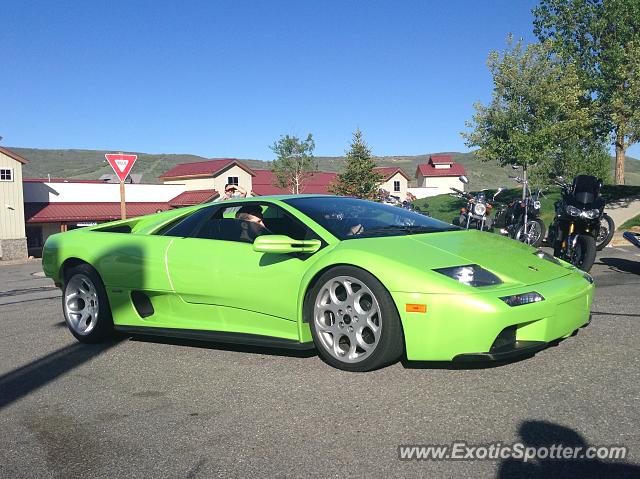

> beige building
[160,159,255,194]
[374,167,411,201]
[0,147,28,260]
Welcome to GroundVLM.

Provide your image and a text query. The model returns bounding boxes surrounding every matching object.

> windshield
[283,196,459,240]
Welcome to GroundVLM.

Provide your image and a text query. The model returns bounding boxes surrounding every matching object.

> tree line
[270,129,383,199]
[463,0,640,185]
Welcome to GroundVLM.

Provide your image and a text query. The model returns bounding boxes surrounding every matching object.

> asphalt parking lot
[1,247,639,478]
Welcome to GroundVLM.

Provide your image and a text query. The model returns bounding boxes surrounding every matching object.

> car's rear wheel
[63,264,114,343]
[306,266,403,372]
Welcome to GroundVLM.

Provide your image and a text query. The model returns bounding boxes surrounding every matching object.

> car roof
[210,194,339,203]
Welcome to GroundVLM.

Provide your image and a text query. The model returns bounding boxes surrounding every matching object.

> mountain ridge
[8,146,640,190]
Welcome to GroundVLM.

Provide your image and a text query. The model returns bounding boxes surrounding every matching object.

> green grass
[619,214,640,230]
[415,185,640,227]
[414,188,561,226]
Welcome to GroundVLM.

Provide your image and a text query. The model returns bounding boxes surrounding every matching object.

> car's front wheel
[306,266,404,372]
[63,264,114,343]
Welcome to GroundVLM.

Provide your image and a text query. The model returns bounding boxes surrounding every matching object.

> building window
[227,176,239,186]
[0,168,13,181]
[393,180,401,192]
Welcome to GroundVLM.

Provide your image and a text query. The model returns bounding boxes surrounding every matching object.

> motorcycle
[493,176,546,247]
[450,175,502,231]
[547,175,605,272]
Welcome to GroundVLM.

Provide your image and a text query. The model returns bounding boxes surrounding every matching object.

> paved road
[606,195,640,227]
[1,249,639,478]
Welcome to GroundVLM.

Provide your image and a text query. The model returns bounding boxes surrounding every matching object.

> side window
[161,206,217,237]
[167,202,319,244]
[261,205,318,241]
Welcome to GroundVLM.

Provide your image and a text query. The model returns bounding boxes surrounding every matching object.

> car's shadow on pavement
[497,420,640,478]
[598,256,640,275]
[126,334,318,358]
[0,339,121,410]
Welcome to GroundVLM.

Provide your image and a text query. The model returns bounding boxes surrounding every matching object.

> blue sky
[3,0,638,160]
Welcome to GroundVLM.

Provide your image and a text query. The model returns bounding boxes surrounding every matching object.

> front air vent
[131,291,154,318]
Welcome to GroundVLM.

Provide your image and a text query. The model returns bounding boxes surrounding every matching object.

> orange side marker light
[406,304,427,313]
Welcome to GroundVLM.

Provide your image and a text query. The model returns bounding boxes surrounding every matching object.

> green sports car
[42,195,594,371]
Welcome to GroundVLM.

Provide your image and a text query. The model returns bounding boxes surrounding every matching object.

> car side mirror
[459,175,469,184]
[253,235,321,254]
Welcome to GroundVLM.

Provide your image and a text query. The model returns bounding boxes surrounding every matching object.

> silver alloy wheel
[313,275,382,363]
[64,274,99,335]
[516,221,542,245]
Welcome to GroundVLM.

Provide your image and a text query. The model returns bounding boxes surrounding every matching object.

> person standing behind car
[219,184,249,201]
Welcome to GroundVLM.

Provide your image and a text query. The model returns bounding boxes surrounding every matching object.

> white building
[408,155,467,199]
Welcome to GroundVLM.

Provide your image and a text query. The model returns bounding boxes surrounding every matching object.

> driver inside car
[235,205,270,242]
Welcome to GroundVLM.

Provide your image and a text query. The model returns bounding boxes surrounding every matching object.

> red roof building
[168,189,219,207]
[24,202,170,223]
[251,170,338,196]
[159,159,256,179]
[415,155,466,178]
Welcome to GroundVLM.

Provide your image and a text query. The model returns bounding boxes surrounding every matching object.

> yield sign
[105,153,137,182]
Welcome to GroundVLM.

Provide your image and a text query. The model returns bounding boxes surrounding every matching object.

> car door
[164,201,325,333]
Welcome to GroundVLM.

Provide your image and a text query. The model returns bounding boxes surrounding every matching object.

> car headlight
[474,203,487,215]
[566,205,581,217]
[500,292,544,307]
[582,209,599,219]
[582,271,594,284]
[433,264,502,287]
[533,250,562,265]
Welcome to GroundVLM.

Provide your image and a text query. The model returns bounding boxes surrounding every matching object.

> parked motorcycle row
[449,169,615,273]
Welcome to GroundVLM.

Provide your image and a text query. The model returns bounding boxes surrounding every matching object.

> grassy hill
[9,146,640,188]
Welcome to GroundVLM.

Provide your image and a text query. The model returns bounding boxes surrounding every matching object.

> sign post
[105,153,137,220]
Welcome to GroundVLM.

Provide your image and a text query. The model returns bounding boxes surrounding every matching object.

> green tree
[330,129,383,199]
[533,137,612,184]
[462,38,592,177]
[270,133,316,194]
[534,0,640,184]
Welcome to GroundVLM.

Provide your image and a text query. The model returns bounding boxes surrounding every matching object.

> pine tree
[330,129,383,200]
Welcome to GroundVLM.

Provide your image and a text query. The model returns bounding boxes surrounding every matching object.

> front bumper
[392,272,594,361]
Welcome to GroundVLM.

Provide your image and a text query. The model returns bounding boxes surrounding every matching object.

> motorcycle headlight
[474,203,487,215]
[533,250,561,265]
[433,264,502,287]
[582,209,599,219]
[566,205,581,217]
[533,201,541,210]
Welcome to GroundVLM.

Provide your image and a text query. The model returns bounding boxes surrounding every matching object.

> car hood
[336,229,572,292]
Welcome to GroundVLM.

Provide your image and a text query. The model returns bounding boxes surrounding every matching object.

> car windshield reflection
[283,196,459,240]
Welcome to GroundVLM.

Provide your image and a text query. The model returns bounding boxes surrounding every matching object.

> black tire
[570,235,597,272]
[305,266,404,372]
[62,263,114,343]
[515,218,546,247]
[596,214,615,251]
